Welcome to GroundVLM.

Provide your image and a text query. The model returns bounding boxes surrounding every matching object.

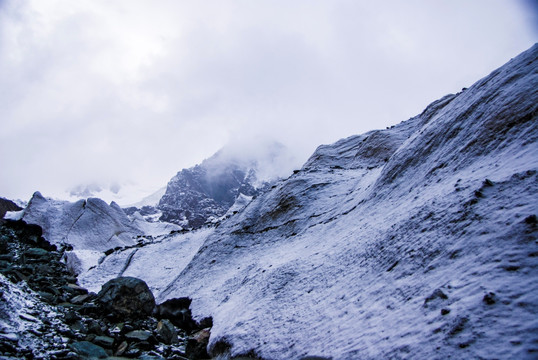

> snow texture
[78,228,213,296]
[0,274,71,356]
[152,44,538,359]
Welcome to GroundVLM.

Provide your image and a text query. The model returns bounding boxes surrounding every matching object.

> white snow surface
[78,227,213,296]
[149,44,537,359]
[3,210,24,220]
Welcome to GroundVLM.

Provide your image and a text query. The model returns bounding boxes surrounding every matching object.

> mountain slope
[155,44,538,359]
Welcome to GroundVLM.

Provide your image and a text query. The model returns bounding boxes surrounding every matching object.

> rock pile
[0,219,213,359]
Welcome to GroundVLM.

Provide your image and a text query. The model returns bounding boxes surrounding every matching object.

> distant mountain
[157,141,294,228]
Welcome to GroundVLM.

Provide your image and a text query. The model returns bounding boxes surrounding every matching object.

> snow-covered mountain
[11,44,538,359]
[157,141,294,228]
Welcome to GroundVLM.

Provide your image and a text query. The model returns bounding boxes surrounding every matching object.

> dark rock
[93,335,115,349]
[66,283,89,295]
[524,214,537,225]
[70,320,88,334]
[440,308,451,315]
[185,328,210,359]
[71,294,92,304]
[0,197,22,219]
[38,291,57,304]
[114,340,128,356]
[96,277,155,319]
[156,319,178,345]
[87,319,104,335]
[25,247,50,258]
[424,289,448,306]
[64,311,80,324]
[69,341,108,359]
[483,292,496,305]
[125,330,153,342]
[154,297,196,331]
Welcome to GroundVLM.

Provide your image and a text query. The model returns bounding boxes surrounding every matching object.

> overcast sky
[0,0,536,203]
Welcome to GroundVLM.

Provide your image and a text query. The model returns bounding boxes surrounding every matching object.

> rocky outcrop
[22,192,141,252]
[0,197,22,219]
[157,142,291,229]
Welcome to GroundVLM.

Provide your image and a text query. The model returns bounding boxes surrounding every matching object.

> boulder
[69,341,108,359]
[96,277,155,319]
[154,297,196,331]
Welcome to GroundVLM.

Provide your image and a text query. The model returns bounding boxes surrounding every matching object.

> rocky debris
[0,219,213,359]
[96,277,156,319]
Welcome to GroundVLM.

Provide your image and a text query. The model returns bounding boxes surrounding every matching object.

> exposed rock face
[0,198,22,219]
[96,277,156,319]
[157,142,291,229]
[22,192,141,252]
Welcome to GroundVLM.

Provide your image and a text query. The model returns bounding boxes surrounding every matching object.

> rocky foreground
[0,219,215,360]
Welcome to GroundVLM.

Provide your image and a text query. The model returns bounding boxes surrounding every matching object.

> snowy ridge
[152,44,538,359]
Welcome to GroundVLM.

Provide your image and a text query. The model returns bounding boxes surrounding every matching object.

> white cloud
[0,0,536,202]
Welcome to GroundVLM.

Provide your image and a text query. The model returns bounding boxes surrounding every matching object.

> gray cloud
[0,0,536,203]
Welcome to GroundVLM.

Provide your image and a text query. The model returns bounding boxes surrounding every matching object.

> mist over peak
[202,137,299,184]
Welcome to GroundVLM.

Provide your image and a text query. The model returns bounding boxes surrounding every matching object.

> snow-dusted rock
[157,141,293,228]
[22,192,141,252]
[153,44,538,359]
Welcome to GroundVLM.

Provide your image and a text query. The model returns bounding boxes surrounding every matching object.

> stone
[19,313,38,322]
[66,283,89,295]
[25,247,50,258]
[156,319,178,345]
[114,340,128,356]
[185,328,211,360]
[96,277,155,319]
[71,294,91,304]
[125,330,152,342]
[69,341,108,359]
[93,335,115,348]
[154,297,196,331]
[424,288,448,307]
[483,292,496,305]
